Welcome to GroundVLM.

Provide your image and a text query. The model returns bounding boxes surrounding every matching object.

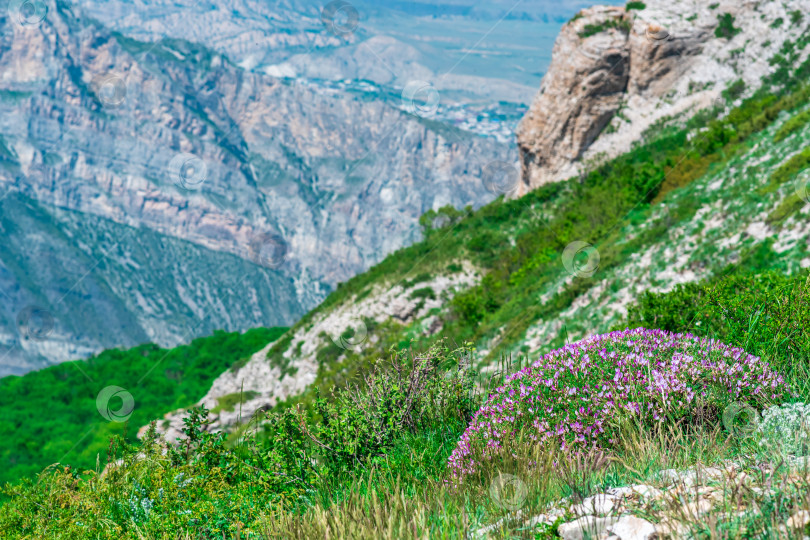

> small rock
[750,486,776,497]
[732,471,751,485]
[658,468,698,487]
[608,515,657,540]
[558,515,619,540]
[697,485,723,502]
[573,493,615,515]
[682,499,712,516]
[473,510,526,537]
[523,507,565,528]
[702,467,726,481]
[607,484,662,500]
[523,513,552,528]
[656,518,689,538]
[787,510,810,529]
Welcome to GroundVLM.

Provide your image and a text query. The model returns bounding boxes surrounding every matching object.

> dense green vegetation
[773,108,810,142]
[3,269,810,538]
[0,344,479,538]
[0,327,285,488]
[4,13,810,540]
[618,270,810,378]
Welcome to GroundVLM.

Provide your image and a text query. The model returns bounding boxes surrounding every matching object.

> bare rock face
[517,6,633,187]
[516,0,807,191]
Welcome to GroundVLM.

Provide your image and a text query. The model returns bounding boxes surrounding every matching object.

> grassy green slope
[0,326,286,488]
[265,29,810,412]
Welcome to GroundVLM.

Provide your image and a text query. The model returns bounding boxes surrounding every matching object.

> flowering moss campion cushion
[448,328,788,481]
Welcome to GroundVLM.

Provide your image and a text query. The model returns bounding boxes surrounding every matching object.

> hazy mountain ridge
[0,192,304,375]
[70,0,601,103]
[0,0,512,374]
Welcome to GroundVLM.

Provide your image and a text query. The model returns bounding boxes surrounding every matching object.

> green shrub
[291,343,476,476]
[410,287,436,300]
[212,391,260,413]
[0,327,286,488]
[618,271,810,380]
[761,146,810,194]
[715,13,741,39]
[625,1,646,10]
[578,18,632,38]
[723,79,746,101]
[401,272,432,289]
[774,109,810,142]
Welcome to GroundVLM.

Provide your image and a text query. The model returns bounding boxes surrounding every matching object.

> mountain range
[1,0,575,375]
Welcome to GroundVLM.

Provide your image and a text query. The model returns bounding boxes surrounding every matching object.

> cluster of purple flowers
[447,328,788,482]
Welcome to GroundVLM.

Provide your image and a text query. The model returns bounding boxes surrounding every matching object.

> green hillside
[3,13,810,540]
[1,270,808,538]
[0,327,286,488]
[264,29,810,412]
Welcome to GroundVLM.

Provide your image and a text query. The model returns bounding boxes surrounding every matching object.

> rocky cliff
[0,0,511,374]
[516,0,808,190]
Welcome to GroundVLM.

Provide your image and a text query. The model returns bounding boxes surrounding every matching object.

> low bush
[578,18,632,39]
[619,271,810,378]
[759,402,810,456]
[268,342,476,481]
[447,328,787,483]
[715,13,741,39]
[0,343,478,538]
[774,108,810,142]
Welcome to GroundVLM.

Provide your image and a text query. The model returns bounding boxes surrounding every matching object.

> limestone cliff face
[516,0,808,191]
[517,6,633,187]
[0,1,510,374]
